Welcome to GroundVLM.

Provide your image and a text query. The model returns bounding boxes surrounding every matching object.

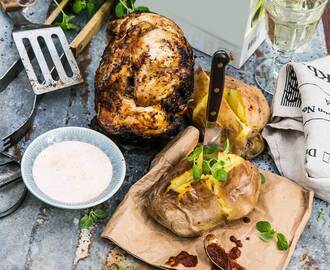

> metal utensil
[203,50,230,148]
[0,0,71,93]
[204,234,229,270]
[1,0,114,150]
[0,152,27,219]
[0,0,83,95]
[0,0,114,218]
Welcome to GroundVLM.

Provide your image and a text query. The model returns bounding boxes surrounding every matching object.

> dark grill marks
[94,12,194,138]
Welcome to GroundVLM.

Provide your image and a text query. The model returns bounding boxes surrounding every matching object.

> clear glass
[255,0,329,95]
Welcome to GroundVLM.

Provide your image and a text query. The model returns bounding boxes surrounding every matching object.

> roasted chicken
[95,12,194,138]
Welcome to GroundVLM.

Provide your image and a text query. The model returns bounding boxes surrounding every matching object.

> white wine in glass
[255,0,329,95]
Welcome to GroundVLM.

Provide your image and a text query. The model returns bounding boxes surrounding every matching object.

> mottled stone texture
[0,1,329,269]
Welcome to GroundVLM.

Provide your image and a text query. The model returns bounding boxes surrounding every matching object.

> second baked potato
[145,145,261,237]
[189,70,270,159]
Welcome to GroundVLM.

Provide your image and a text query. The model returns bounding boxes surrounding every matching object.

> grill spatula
[0,0,83,95]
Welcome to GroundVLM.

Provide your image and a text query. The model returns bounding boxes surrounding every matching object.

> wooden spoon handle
[70,0,114,57]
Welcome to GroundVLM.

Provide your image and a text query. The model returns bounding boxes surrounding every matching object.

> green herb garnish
[256,220,272,232]
[115,0,149,18]
[204,143,220,155]
[52,0,99,31]
[79,208,109,229]
[52,0,79,31]
[259,173,266,184]
[73,0,98,15]
[187,140,232,182]
[202,160,210,174]
[212,167,228,182]
[256,220,289,251]
[223,138,231,154]
[259,230,276,242]
[317,210,324,223]
[73,0,87,14]
[187,146,203,162]
[276,233,289,251]
[192,162,201,180]
[118,267,128,270]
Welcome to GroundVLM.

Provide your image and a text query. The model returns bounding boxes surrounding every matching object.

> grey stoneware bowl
[21,127,126,209]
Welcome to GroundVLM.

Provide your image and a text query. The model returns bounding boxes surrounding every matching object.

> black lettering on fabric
[306,148,317,157]
[280,65,301,107]
[307,65,330,83]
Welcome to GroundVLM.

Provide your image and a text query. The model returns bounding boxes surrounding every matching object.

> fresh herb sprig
[73,0,98,16]
[52,0,79,31]
[317,210,324,223]
[256,220,289,251]
[52,0,99,31]
[187,139,231,182]
[115,0,149,18]
[79,208,109,229]
[259,172,266,184]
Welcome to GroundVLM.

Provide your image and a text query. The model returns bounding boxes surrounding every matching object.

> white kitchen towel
[263,56,330,202]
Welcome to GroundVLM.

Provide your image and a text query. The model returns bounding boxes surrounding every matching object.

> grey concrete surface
[0,1,329,270]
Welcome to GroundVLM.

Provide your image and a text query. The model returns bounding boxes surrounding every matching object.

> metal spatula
[0,0,83,95]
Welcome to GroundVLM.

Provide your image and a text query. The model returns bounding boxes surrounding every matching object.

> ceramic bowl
[21,127,126,209]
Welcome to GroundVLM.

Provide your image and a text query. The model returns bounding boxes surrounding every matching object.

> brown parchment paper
[102,126,314,270]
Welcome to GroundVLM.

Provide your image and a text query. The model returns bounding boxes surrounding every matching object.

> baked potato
[189,70,270,159]
[145,145,261,237]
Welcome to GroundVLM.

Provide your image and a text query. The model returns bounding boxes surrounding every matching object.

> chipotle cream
[32,141,112,204]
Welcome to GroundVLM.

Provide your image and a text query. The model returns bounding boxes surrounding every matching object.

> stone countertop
[0,2,329,270]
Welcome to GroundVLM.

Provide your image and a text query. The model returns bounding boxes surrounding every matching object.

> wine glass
[255,0,329,95]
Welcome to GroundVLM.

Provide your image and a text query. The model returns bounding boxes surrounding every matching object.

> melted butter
[223,88,247,124]
[217,153,244,172]
[33,141,112,204]
[167,152,243,210]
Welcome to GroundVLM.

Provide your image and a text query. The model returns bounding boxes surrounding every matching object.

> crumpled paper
[263,56,330,202]
[103,126,313,270]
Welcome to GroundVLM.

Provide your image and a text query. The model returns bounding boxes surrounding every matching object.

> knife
[203,50,230,148]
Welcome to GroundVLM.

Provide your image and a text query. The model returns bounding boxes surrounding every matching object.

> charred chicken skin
[95,12,194,138]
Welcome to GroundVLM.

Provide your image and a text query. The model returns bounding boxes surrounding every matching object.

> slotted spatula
[0,0,83,94]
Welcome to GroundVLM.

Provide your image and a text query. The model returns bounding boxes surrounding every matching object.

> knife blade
[203,50,230,148]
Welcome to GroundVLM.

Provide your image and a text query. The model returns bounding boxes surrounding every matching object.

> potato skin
[190,71,270,159]
[145,158,261,237]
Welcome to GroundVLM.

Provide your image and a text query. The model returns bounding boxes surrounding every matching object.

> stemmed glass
[255,0,329,95]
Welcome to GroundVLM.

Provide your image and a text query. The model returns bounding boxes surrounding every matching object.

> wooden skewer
[70,0,114,57]
[44,0,70,25]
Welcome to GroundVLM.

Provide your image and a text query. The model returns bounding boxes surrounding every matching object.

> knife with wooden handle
[203,50,230,147]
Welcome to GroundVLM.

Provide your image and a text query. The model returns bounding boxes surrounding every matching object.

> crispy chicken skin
[95,12,194,138]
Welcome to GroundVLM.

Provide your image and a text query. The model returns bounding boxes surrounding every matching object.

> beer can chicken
[95,12,194,138]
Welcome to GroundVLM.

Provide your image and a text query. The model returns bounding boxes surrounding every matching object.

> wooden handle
[0,0,21,11]
[44,0,70,25]
[70,0,114,57]
[206,50,230,123]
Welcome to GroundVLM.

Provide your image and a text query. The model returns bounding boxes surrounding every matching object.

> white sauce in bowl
[32,141,112,204]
